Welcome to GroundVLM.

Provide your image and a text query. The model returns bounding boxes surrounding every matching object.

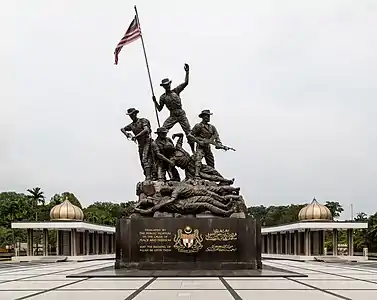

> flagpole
[134,5,161,127]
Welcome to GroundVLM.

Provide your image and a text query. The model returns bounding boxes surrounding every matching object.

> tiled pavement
[0,260,377,299]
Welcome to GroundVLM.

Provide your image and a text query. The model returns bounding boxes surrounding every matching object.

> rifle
[120,128,137,144]
[193,136,236,152]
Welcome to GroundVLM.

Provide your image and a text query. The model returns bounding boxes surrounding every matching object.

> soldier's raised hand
[184,63,189,72]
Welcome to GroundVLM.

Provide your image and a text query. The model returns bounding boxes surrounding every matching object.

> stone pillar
[56,231,60,256]
[100,233,104,254]
[27,229,33,256]
[284,233,288,254]
[279,233,283,254]
[293,231,298,255]
[71,229,77,256]
[288,232,292,255]
[91,232,95,254]
[347,229,354,256]
[96,232,100,254]
[275,232,280,254]
[261,235,265,253]
[42,229,48,256]
[103,233,107,254]
[304,229,311,256]
[297,231,302,255]
[266,234,271,254]
[332,229,338,256]
[85,231,90,255]
[112,234,116,254]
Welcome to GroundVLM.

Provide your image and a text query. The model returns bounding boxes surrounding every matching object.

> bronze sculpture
[121,66,248,219]
[151,127,180,182]
[152,64,195,153]
[121,108,155,181]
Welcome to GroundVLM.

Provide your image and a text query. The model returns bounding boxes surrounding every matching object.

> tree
[26,187,45,206]
[324,201,344,219]
[49,192,82,209]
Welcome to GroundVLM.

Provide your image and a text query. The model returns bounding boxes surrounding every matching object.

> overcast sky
[1,0,376,218]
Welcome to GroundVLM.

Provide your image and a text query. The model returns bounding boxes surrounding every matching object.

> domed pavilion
[11,198,115,261]
[261,198,368,261]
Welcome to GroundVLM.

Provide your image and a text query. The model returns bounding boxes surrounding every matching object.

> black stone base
[67,265,307,278]
[115,217,262,270]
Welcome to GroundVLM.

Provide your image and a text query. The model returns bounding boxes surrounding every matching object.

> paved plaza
[0,259,377,299]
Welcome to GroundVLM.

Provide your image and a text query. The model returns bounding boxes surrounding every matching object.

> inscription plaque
[116,218,261,270]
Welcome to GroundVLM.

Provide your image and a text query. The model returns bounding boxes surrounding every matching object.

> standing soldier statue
[151,127,180,182]
[152,63,195,153]
[190,110,235,180]
[121,108,155,181]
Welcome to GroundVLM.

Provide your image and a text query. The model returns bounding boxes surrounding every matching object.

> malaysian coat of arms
[173,226,203,253]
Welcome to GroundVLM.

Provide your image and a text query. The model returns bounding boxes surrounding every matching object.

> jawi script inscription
[138,228,173,252]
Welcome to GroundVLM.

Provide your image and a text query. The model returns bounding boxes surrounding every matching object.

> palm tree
[26,187,45,206]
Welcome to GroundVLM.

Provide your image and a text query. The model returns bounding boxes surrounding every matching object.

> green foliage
[1,187,377,254]
[248,204,306,226]
[49,192,82,208]
[324,201,344,219]
[83,201,136,226]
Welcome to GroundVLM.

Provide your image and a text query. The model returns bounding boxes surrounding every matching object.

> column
[42,229,48,256]
[304,229,311,256]
[347,229,354,256]
[85,231,90,255]
[293,231,298,255]
[100,233,105,254]
[103,233,107,254]
[284,233,288,254]
[279,233,283,254]
[27,229,33,256]
[96,232,100,254]
[112,234,116,254]
[275,232,280,254]
[288,232,292,255]
[332,229,338,256]
[297,231,302,255]
[266,234,271,254]
[71,229,77,256]
[91,232,95,254]
[56,231,60,255]
[262,235,265,253]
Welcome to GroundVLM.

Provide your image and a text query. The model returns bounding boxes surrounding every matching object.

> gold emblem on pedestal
[173,226,203,253]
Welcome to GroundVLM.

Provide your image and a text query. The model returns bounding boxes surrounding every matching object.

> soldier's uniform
[151,128,180,181]
[159,83,191,133]
[122,114,153,180]
[191,110,221,177]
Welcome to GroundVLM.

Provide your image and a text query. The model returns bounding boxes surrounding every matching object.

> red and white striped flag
[114,15,141,65]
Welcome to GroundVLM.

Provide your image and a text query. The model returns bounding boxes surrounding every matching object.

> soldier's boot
[144,167,152,181]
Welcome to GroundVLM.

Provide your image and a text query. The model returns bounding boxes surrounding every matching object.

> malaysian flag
[114,15,141,65]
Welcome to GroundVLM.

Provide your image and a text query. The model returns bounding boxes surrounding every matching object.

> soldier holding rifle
[190,109,235,180]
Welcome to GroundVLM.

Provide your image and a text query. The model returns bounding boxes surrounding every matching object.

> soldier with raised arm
[120,108,154,181]
[152,63,195,153]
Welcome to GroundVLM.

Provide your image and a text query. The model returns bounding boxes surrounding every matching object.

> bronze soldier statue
[190,110,235,179]
[152,63,195,153]
[159,183,242,204]
[151,127,180,182]
[134,195,234,217]
[121,108,154,180]
[171,133,234,185]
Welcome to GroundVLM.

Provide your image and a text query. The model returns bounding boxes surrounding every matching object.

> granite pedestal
[115,217,262,270]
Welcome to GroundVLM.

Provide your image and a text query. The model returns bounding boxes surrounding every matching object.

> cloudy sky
[1,0,376,217]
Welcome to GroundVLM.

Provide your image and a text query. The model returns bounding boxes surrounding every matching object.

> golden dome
[298,198,332,221]
[50,199,84,221]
